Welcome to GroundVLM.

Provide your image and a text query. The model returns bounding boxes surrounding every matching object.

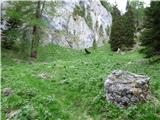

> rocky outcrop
[104,70,150,107]
[43,0,112,49]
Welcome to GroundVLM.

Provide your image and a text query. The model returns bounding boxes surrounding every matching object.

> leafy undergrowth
[2,44,160,120]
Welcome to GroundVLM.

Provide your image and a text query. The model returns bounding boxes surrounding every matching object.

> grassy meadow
[1,44,160,120]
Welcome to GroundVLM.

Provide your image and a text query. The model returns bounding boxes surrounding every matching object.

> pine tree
[130,0,145,30]
[100,0,113,13]
[2,1,45,58]
[30,1,45,58]
[123,1,135,49]
[140,1,160,57]
[110,5,125,51]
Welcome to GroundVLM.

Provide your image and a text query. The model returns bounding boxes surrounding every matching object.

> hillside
[2,44,160,120]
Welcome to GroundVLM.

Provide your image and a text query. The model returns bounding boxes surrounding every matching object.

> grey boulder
[104,70,150,107]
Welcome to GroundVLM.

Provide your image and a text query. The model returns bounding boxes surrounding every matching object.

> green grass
[1,44,160,120]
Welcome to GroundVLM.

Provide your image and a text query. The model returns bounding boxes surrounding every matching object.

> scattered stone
[104,70,150,107]
[116,48,121,54]
[38,72,52,80]
[2,88,13,96]
[28,60,33,64]
[7,109,21,119]
[43,62,49,65]
[13,59,21,64]
[120,51,126,55]
[116,48,126,55]
[59,79,70,85]
[137,59,147,65]
[127,61,132,65]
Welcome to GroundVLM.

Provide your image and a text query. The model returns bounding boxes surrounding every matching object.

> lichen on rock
[104,70,150,107]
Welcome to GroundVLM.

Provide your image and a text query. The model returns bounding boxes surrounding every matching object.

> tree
[110,5,125,51]
[1,1,27,49]
[130,0,145,30]
[30,1,45,58]
[2,1,45,58]
[123,1,135,48]
[140,1,160,57]
[100,0,113,13]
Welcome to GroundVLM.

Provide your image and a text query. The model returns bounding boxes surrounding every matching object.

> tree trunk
[30,1,42,58]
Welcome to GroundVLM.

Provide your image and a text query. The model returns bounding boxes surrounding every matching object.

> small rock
[7,109,21,119]
[59,80,70,85]
[116,48,121,54]
[43,62,49,65]
[38,72,52,80]
[127,61,132,65]
[120,52,126,55]
[13,59,21,64]
[2,88,13,96]
[137,59,147,65]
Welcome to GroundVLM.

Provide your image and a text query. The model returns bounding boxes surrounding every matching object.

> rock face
[43,0,112,49]
[104,70,150,107]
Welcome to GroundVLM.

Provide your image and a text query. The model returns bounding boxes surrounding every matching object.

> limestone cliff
[43,0,112,49]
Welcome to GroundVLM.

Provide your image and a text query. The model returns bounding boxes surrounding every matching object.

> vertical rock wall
[43,0,112,49]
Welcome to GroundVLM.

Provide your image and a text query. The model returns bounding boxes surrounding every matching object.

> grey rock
[37,72,53,80]
[43,0,112,49]
[59,79,70,85]
[2,88,13,96]
[104,70,150,107]
[7,109,21,119]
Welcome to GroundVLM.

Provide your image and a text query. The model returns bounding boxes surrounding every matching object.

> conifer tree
[110,5,125,51]
[123,1,135,48]
[140,1,160,57]
[2,1,45,58]
[130,0,145,30]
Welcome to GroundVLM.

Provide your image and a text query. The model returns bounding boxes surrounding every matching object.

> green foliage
[2,1,46,57]
[19,29,32,58]
[85,13,93,29]
[73,5,93,29]
[92,39,97,49]
[99,25,103,36]
[43,1,58,16]
[140,1,160,57]
[110,3,135,51]
[100,0,113,13]
[123,3,136,48]
[73,5,85,17]
[2,5,23,49]
[105,26,111,36]
[110,6,125,51]
[2,44,160,119]
[130,0,145,30]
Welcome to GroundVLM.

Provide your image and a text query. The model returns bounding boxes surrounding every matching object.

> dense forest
[1,0,160,119]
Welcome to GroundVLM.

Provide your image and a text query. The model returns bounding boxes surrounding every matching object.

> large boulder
[43,0,112,49]
[104,70,150,107]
